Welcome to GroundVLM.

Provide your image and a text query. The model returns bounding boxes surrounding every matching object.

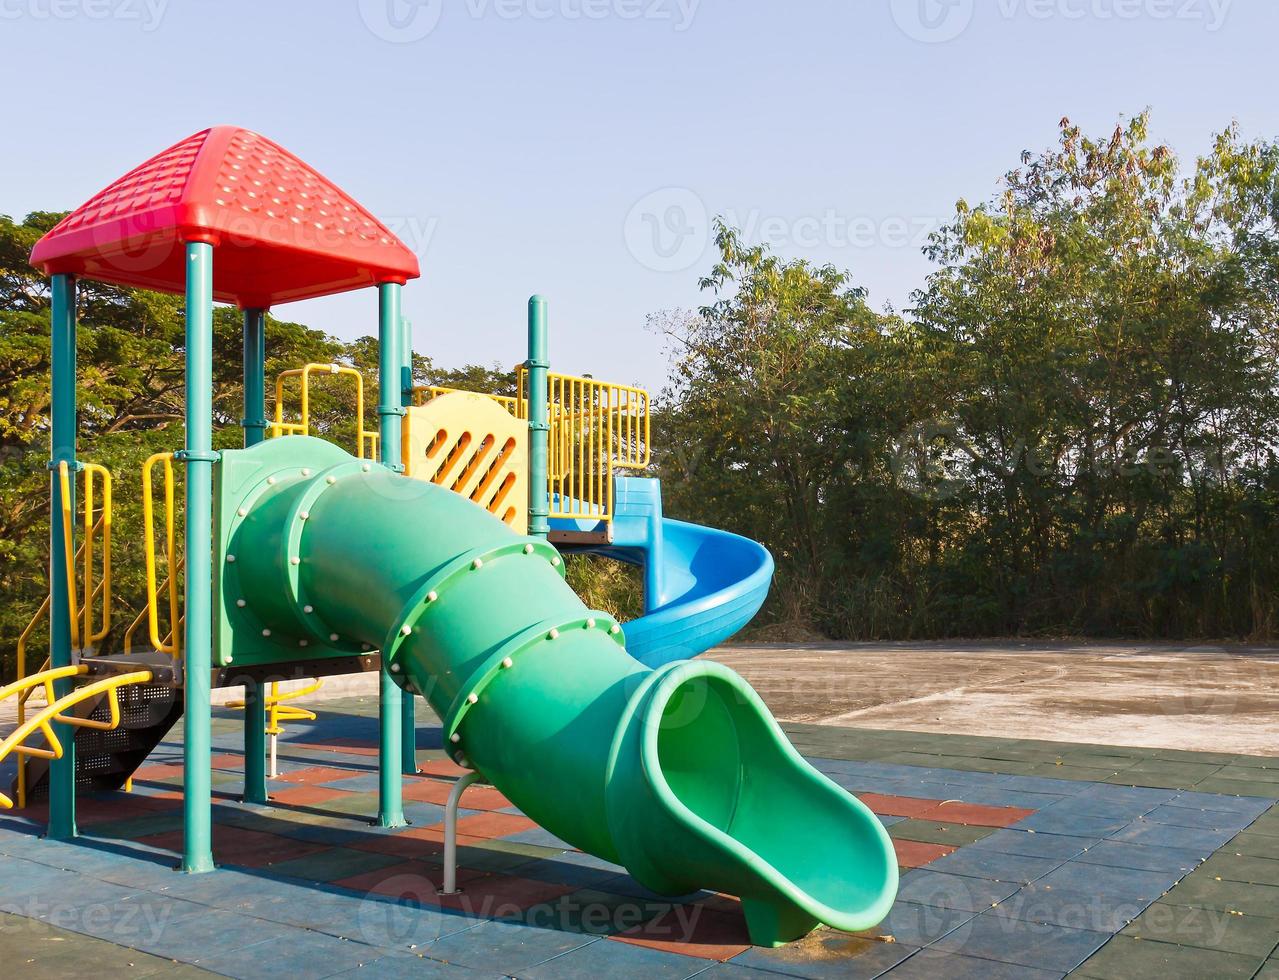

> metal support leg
[376,282,406,828]
[241,309,269,805]
[47,273,78,841]
[441,771,483,895]
[181,241,216,874]
[401,696,418,775]
[527,296,550,540]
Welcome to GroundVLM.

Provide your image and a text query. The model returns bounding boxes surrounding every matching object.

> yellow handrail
[411,385,520,417]
[142,453,181,657]
[272,363,379,460]
[0,667,153,808]
[56,463,81,651]
[81,463,112,645]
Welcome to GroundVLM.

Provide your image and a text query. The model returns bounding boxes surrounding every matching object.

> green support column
[182,241,216,873]
[376,282,407,826]
[399,313,417,775]
[527,295,550,540]
[47,273,78,840]
[241,308,269,804]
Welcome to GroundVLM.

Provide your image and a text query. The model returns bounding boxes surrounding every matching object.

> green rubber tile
[533,888,679,936]
[1192,778,1278,798]
[1215,767,1279,785]
[1166,873,1279,917]
[1121,901,1279,958]
[1149,749,1243,766]
[267,845,405,883]
[1230,833,1279,859]
[1196,852,1279,886]
[84,813,185,840]
[1072,934,1265,979]
[1,911,220,977]
[1059,752,1141,770]
[1027,763,1121,782]
[889,819,997,847]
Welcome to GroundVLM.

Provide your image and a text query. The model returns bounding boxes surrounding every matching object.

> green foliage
[657,115,1279,641]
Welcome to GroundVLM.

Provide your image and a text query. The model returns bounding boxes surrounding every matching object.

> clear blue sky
[2,0,1273,391]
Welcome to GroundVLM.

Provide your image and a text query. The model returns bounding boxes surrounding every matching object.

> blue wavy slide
[549,477,774,666]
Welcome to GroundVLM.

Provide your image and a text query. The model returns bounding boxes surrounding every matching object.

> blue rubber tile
[732,937,917,979]
[0,861,86,903]
[327,951,490,978]
[923,849,1062,884]
[1171,792,1275,819]
[319,773,383,793]
[1109,819,1238,851]
[1071,784,1179,807]
[989,883,1150,932]
[504,826,575,849]
[965,830,1098,861]
[880,947,1064,978]
[894,869,1021,912]
[521,934,706,979]
[517,858,621,889]
[877,814,906,828]
[128,906,297,961]
[1035,797,1158,821]
[66,894,211,945]
[1013,810,1130,837]
[931,908,1108,973]
[1032,861,1182,902]
[939,787,1069,810]
[861,900,975,946]
[994,775,1097,796]
[195,928,385,978]
[424,918,599,971]
[1073,840,1206,873]
[1141,803,1247,830]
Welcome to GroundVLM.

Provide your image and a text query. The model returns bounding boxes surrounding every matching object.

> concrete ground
[715,641,1279,755]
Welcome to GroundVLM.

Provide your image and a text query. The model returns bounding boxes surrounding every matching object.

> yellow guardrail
[0,666,153,808]
[142,453,181,658]
[272,363,380,460]
[412,385,521,417]
[227,679,323,777]
[413,372,650,522]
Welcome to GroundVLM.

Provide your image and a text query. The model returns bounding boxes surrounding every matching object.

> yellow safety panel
[403,391,529,534]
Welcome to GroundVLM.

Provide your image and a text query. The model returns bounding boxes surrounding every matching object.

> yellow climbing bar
[0,667,153,809]
[142,452,182,657]
[272,363,379,460]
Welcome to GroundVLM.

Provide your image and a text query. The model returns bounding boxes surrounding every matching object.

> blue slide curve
[551,477,774,667]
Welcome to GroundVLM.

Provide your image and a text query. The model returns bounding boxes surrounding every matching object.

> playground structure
[4,126,897,946]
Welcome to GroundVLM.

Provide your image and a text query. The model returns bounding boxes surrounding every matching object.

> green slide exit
[215,437,897,947]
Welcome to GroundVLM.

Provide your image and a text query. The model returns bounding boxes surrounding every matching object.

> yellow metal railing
[227,679,323,777]
[272,363,379,460]
[411,385,521,417]
[141,453,181,658]
[413,372,650,522]
[0,666,153,808]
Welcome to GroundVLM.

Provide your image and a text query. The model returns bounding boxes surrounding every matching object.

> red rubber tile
[400,779,454,805]
[274,765,368,785]
[923,801,1036,827]
[459,786,514,811]
[418,759,472,779]
[612,904,751,961]
[857,793,946,818]
[894,839,958,868]
[334,859,462,899]
[451,812,539,839]
[269,784,357,806]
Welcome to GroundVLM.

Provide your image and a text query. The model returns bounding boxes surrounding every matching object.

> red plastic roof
[30,126,421,308]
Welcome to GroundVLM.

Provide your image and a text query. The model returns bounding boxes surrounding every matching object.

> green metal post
[182,242,216,873]
[241,308,269,804]
[48,273,78,840]
[527,296,550,540]
[376,282,407,825]
[399,313,417,775]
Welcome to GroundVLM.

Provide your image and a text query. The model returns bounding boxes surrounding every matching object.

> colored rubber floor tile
[880,947,1065,978]
[612,904,752,961]
[894,869,1022,912]
[1072,934,1265,979]
[1121,899,1279,957]
[932,907,1109,972]
[732,930,917,979]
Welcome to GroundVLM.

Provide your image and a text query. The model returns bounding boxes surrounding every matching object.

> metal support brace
[441,771,485,895]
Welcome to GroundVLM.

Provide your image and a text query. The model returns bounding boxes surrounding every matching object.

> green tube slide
[216,437,897,946]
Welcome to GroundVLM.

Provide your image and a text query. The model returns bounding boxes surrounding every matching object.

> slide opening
[653,670,895,916]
